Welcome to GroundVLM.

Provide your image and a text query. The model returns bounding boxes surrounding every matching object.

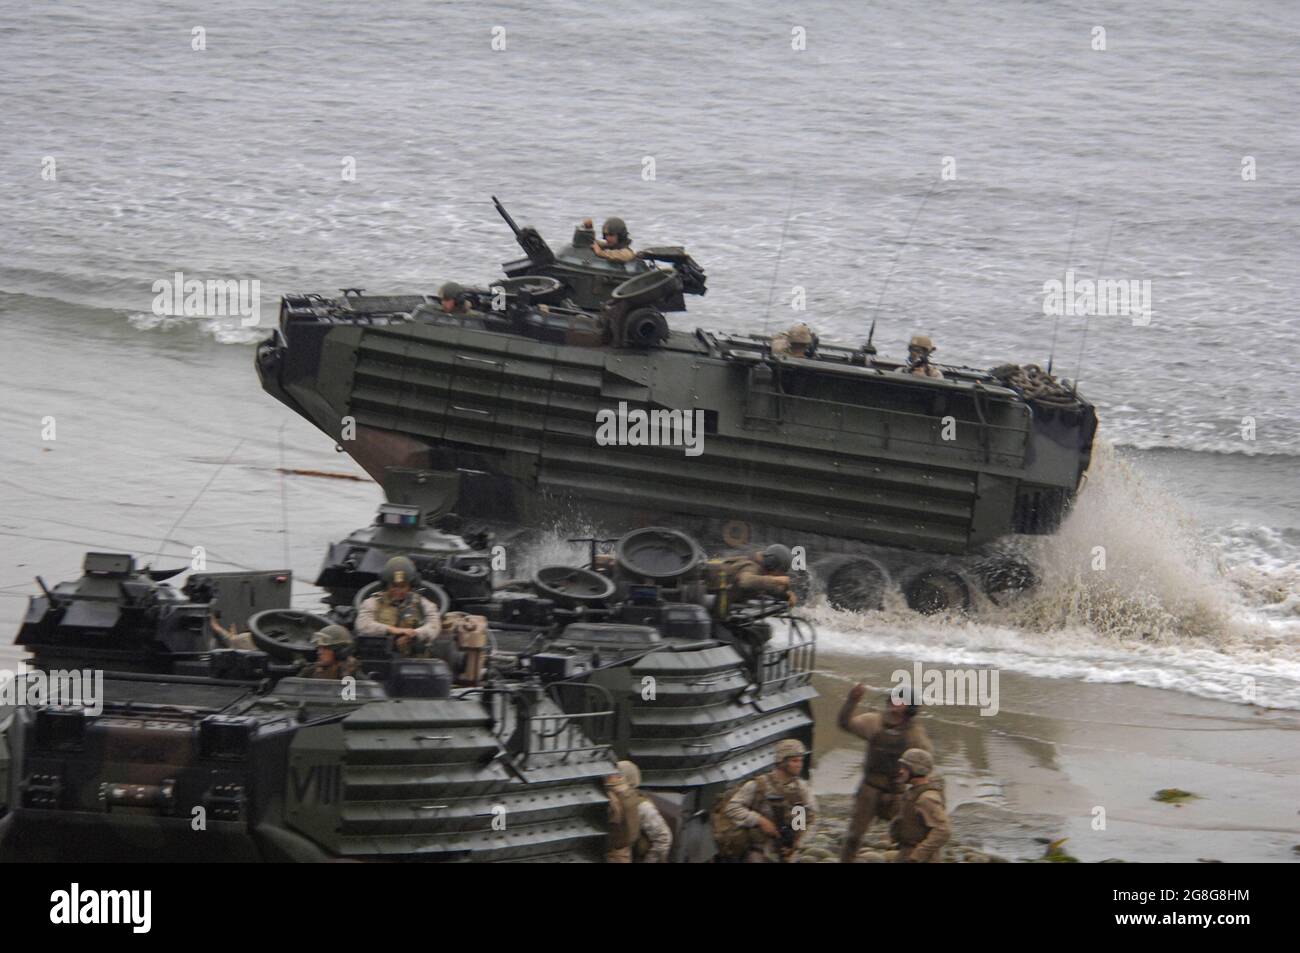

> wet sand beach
[810,663,1300,863]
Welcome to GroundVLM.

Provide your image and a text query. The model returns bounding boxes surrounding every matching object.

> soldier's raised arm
[838,683,881,739]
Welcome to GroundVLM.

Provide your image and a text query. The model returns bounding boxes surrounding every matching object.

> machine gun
[493,195,555,267]
[639,246,708,297]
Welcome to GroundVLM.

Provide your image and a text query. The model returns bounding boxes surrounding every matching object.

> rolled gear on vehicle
[440,611,489,684]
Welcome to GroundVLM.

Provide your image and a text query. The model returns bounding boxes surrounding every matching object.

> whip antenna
[278,423,291,569]
[1048,200,1081,376]
[763,178,799,333]
[870,177,941,332]
[153,438,245,563]
[1074,221,1114,394]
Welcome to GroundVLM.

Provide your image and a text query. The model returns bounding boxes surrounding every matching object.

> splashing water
[507,440,1299,708]
[1008,439,1260,647]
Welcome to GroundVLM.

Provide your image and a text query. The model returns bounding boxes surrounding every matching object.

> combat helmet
[312,624,353,649]
[438,281,464,301]
[617,760,642,789]
[775,738,807,763]
[761,543,793,573]
[899,748,933,776]
[601,216,629,246]
[381,555,419,587]
[787,323,814,345]
[908,334,935,353]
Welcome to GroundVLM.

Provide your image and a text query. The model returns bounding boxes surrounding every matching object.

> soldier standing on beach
[837,683,931,862]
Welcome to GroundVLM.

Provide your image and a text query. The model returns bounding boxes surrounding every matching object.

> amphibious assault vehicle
[0,503,814,862]
[257,199,1098,615]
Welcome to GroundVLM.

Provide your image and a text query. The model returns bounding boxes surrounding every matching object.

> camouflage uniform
[209,616,255,651]
[838,706,931,862]
[771,323,814,359]
[605,761,672,863]
[594,245,636,263]
[906,334,944,379]
[706,554,791,601]
[592,216,637,263]
[723,757,817,863]
[297,656,363,680]
[355,590,442,656]
[297,625,368,681]
[890,749,950,863]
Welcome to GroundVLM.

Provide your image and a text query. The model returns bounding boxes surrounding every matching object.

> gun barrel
[492,195,523,238]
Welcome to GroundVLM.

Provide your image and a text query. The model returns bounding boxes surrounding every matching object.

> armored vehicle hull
[258,303,1095,612]
[1,515,815,862]
[257,201,1096,613]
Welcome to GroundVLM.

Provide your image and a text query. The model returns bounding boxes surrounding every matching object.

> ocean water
[1,0,1297,706]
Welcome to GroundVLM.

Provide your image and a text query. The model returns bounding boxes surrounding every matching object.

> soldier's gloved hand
[787,591,798,607]
[756,817,780,839]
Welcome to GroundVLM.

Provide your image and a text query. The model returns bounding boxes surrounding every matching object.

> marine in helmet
[604,759,673,864]
[771,322,816,359]
[706,543,798,609]
[720,738,817,862]
[438,281,471,314]
[888,747,950,863]
[355,556,443,656]
[836,683,932,862]
[905,334,944,379]
[297,624,365,680]
[586,216,637,263]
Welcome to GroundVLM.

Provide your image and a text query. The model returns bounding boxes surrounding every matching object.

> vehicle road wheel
[902,569,971,615]
[823,556,890,612]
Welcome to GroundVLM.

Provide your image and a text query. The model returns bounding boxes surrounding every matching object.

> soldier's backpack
[710,774,770,860]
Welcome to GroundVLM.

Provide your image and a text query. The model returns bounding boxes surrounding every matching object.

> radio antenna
[870,177,941,332]
[763,178,799,333]
[153,438,245,563]
[278,423,292,569]
[1074,221,1114,394]
[1048,200,1081,376]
